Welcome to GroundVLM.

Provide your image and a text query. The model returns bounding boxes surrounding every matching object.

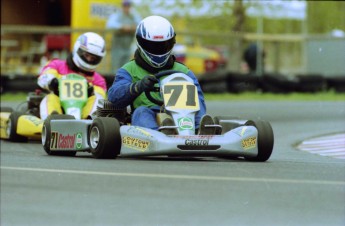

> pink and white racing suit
[37,59,107,120]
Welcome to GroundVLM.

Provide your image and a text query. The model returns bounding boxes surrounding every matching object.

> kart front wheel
[8,111,28,142]
[42,114,77,156]
[244,120,274,162]
[89,117,121,159]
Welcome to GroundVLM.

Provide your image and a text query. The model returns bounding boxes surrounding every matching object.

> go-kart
[0,73,89,142]
[42,70,274,161]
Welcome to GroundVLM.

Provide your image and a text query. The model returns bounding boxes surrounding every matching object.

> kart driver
[107,15,215,135]
[37,32,107,120]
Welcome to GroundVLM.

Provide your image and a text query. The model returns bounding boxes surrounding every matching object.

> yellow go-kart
[0,92,45,142]
[0,73,89,142]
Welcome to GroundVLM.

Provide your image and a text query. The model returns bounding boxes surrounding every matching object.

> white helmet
[72,32,106,72]
[136,15,176,68]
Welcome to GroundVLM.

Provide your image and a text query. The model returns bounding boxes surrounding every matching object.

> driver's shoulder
[172,62,190,74]
[123,62,149,79]
[45,58,66,69]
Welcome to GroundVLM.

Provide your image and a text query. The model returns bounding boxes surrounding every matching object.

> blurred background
[1,0,345,93]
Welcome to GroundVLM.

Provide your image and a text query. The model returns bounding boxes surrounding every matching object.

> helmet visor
[137,36,175,55]
[77,48,102,65]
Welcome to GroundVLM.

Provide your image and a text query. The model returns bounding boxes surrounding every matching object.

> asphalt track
[1,101,344,226]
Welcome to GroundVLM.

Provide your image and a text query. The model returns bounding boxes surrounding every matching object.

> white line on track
[297,133,345,159]
[1,166,344,186]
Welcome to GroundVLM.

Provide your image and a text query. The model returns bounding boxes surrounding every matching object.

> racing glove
[48,78,59,95]
[131,75,158,96]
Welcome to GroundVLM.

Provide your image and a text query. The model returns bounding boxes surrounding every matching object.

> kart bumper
[17,115,43,139]
[120,125,259,158]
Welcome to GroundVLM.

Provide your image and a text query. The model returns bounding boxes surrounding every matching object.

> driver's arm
[37,60,62,91]
[108,68,157,108]
[107,68,136,108]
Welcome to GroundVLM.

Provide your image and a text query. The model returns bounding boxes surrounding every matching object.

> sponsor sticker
[127,127,152,138]
[242,137,257,150]
[50,132,76,150]
[122,136,150,152]
[153,35,164,39]
[233,126,250,137]
[25,115,43,126]
[75,132,82,149]
[240,127,247,137]
[178,117,194,131]
[185,139,209,146]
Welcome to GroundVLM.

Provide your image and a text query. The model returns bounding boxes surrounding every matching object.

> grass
[1,92,28,101]
[1,90,344,102]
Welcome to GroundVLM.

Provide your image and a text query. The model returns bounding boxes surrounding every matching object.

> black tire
[198,69,229,93]
[42,114,77,156]
[260,73,298,93]
[326,76,345,93]
[0,76,7,94]
[213,116,241,135]
[226,72,259,93]
[8,111,28,142]
[295,74,326,93]
[244,120,274,162]
[89,117,121,159]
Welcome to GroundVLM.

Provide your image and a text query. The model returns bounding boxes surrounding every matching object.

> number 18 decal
[163,82,200,111]
[60,80,87,101]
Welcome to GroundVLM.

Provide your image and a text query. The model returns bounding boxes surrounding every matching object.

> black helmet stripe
[169,26,174,38]
[137,23,147,38]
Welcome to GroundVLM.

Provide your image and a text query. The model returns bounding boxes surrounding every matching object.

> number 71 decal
[162,82,200,111]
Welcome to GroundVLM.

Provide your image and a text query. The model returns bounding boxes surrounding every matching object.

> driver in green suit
[107,15,215,135]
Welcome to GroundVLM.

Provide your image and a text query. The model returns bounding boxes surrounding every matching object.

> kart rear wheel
[42,114,77,156]
[89,117,121,159]
[244,120,274,162]
[8,111,28,142]
[213,116,241,135]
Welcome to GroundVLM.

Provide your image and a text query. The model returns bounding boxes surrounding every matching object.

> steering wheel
[145,70,182,106]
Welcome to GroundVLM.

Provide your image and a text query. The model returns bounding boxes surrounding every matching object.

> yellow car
[172,44,227,76]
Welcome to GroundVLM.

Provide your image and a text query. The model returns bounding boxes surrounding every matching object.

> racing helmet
[72,32,106,72]
[136,15,176,68]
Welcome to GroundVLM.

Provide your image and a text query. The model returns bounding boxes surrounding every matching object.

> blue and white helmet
[72,32,106,72]
[136,15,176,68]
